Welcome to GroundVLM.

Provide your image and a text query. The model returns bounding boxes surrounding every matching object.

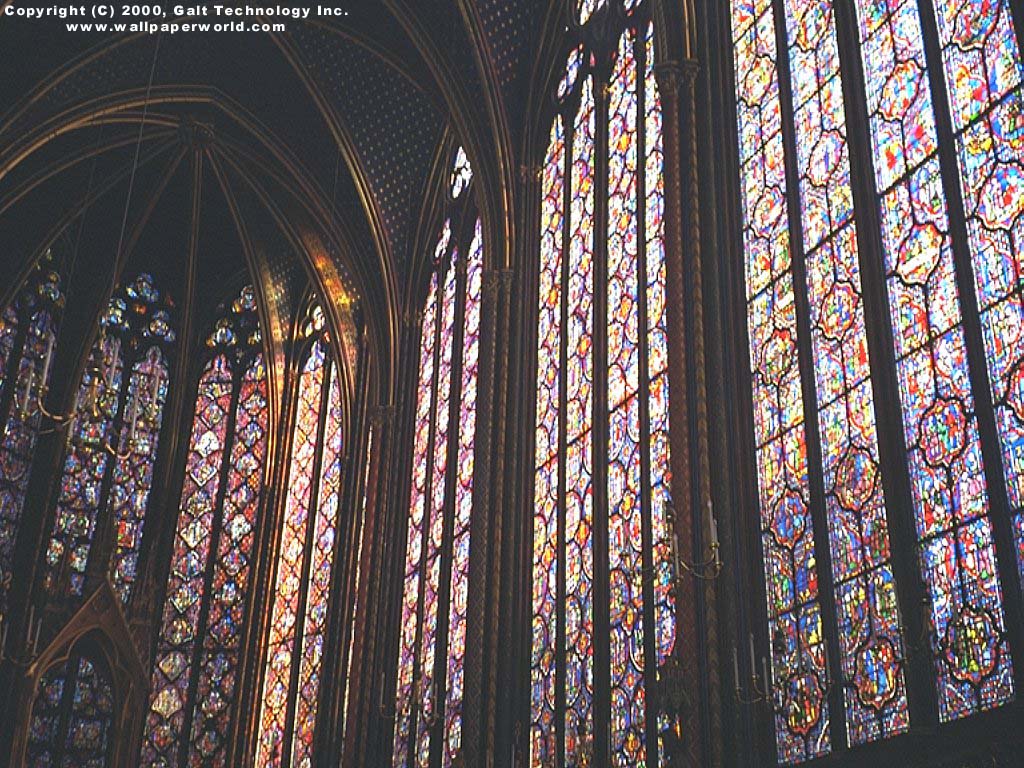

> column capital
[369,404,396,427]
[654,58,700,94]
[482,268,514,294]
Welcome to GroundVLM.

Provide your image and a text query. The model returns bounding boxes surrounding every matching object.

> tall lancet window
[393,147,483,768]
[45,273,175,603]
[255,305,344,768]
[529,1,675,765]
[141,286,268,768]
[729,0,1023,762]
[0,254,63,619]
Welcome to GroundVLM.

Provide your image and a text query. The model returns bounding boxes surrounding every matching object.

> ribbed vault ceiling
[0,0,547,395]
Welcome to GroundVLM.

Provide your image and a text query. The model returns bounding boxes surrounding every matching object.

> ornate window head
[392,147,484,768]
[45,272,175,603]
[141,284,268,767]
[529,1,677,765]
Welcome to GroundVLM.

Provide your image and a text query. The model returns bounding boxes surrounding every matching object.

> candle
[21,369,34,417]
[33,616,42,654]
[672,531,682,577]
[732,646,740,686]
[26,605,34,645]
[42,333,54,385]
[762,655,771,690]
[106,338,120,387]
[150,359,162,405]
[748,633,756,673]
[708,498,719,549]
[128,390,140,444]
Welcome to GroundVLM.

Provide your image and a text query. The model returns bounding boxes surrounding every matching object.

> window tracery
[529,2,676,765]
[729,0,1024,761]
[141,285,267,768]
[255,305,344,768]
[393,147,483,768]
[44,273,175,603]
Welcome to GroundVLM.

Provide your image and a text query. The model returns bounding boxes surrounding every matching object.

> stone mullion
[345,404,394,766]
[653,59,702,768]
[504,161,543,768]
[691,0,747,761]
[460,262,508,767]
[371,311,426,768]
[429,252,469,768]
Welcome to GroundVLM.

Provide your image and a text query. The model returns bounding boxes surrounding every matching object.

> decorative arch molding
[380,0,513,277]
[9,581,147,768]
[0,88,391,427]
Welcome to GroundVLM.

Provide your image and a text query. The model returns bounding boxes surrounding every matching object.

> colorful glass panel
[290,365,343,768]
[730,0,831,760]
[564,74,596,764]
[190,354,267,767]
[394,269,440,768]
[0,310,56,616]
[393,204,484,766]
[531,13,674,766]
[933,0,1024,594]
[65,657,116,767]
[109,348,169,601]
[607,28,646,766]
[855,0,1016,722]
[530,114,565,768]
[644,14,675,697]
[450,147,473,199]
[256,340,326,766]
[576,0,605,26]
[46,333,122,596]
[45,273,174,602]
[413,245,458,768]
[443,221,483,768]
[27,655,114,768]
[142,356,232,767]
[782,0,911,745]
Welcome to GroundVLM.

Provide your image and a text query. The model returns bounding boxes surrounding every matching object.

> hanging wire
[112,33,163,273]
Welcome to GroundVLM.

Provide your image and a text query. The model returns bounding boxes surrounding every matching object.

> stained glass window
[0,254,63,621]
[44,273,175,604]
[729,0,1024,762]
[141,286,267,768]
[529,2,677,765]
[27,650,115,767]
[255,306,345,768]
[392,149,483,768]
